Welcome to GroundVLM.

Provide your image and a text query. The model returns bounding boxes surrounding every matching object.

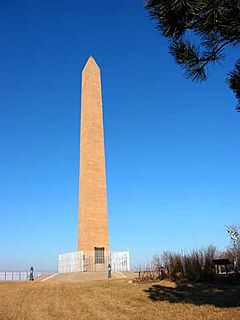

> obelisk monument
[58,57,130,273]
[78,56,109,257]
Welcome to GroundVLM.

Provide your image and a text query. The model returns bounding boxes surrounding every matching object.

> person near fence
[108,263,112,278]
[29,266,34,281]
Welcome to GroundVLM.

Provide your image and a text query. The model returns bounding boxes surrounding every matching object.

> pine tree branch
[145,0,240,111]
[199,39,233,68]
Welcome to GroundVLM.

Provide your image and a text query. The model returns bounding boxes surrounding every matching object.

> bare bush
[152,246,217,282]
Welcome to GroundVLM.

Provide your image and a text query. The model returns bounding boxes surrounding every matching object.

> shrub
[152,245,217,282]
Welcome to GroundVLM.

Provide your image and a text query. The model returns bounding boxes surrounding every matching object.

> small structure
[213,258,232,274]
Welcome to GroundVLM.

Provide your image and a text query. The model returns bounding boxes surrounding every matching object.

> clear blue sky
[0,1,239,272]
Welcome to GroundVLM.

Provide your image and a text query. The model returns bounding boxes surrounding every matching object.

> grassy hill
[0,279,239,320]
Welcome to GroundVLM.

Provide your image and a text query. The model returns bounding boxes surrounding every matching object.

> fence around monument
[0,272,42,281]
[58,250,130,273]
[110,251,130,272]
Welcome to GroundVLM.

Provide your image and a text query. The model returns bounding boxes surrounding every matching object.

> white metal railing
[58,250,130,273]
[0,272,42,281]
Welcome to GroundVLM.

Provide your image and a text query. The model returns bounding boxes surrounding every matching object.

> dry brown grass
[0,279,240,320]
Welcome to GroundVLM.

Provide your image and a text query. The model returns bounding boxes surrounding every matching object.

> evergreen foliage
[145,0,240,111]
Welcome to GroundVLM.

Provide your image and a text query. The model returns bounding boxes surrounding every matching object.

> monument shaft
[78,57,109,254]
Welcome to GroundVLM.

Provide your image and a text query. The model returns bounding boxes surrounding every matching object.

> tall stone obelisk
[78,56,109,256]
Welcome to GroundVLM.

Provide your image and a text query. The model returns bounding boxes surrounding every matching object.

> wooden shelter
[213,258,231,274]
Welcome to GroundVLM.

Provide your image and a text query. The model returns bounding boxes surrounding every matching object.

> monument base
[58,250,130,273]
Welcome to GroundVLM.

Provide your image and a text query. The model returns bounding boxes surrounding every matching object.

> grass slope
[0,279,239,320]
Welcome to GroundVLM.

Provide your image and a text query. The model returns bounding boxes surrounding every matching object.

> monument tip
[82,55,100,72]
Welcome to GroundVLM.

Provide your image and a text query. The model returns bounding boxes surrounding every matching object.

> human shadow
[145,278,240,308]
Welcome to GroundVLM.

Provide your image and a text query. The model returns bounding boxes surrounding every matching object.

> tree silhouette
[145,0,240,111]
